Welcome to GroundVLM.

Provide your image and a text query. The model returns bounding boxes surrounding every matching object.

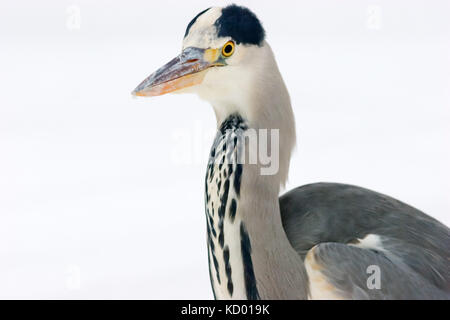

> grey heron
[132,5,450,299]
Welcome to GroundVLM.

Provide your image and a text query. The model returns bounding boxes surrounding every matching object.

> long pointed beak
[132,47,222,97]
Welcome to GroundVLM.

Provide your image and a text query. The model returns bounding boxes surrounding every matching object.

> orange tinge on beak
[133,72,206,97]
[132,47,221,97]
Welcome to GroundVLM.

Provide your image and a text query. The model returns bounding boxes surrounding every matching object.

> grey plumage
[280,183,450,299]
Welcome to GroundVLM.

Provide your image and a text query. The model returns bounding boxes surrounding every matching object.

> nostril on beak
[186,59,199,63]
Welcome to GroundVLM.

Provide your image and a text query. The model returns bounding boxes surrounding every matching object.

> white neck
[204,43,308,299]
[205,42,296,189]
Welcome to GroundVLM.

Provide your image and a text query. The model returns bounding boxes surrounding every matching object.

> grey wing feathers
[310,242,449,299]
[280,182,450,298]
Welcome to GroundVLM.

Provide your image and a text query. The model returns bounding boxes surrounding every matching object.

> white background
[0,0,449,299]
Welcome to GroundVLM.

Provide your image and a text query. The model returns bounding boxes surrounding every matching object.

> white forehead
[182,7,230,49]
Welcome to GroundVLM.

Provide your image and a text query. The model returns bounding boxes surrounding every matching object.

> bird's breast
[204,114,255,300]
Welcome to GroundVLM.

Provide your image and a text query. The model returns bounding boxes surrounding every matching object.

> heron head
[132,5,266,107]
[133,5,295,187]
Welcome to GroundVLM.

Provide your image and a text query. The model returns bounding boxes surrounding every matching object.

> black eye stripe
[184,7,211,38]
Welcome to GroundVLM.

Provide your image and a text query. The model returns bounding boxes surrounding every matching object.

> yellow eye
[222,41,235,57]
